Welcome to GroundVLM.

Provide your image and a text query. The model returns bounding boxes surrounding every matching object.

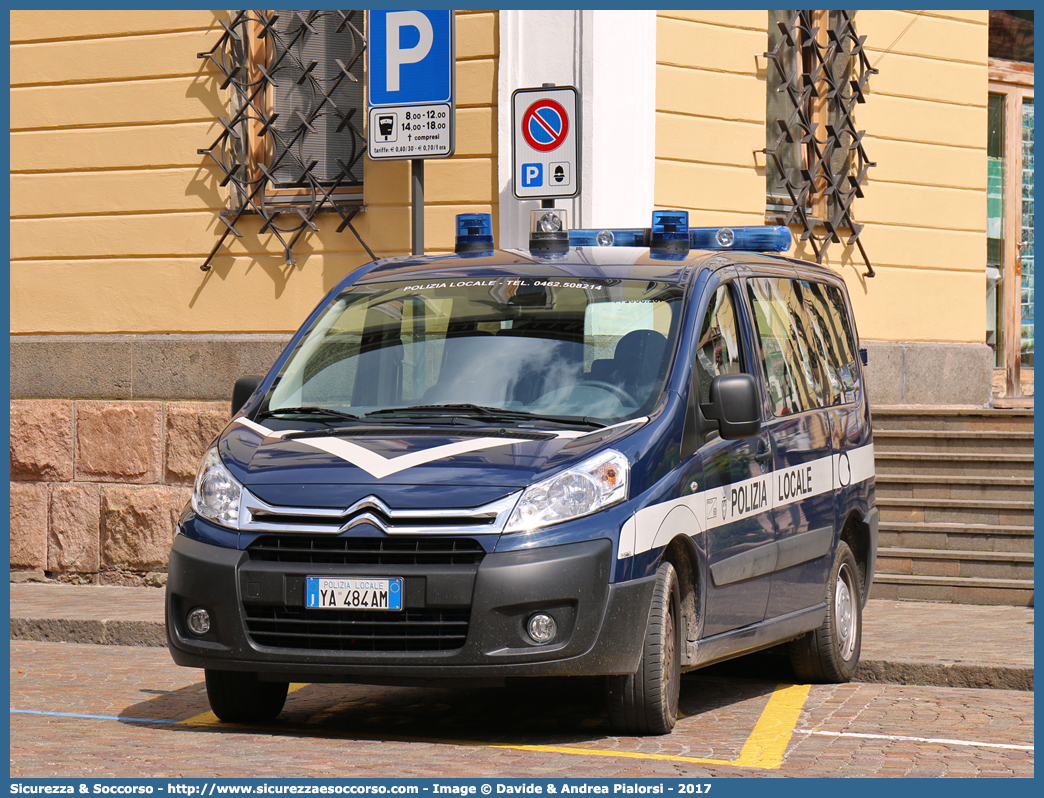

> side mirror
[232,376,264,417]
[700,373,761,440]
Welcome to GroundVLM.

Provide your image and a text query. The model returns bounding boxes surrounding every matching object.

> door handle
[754,439,773,463]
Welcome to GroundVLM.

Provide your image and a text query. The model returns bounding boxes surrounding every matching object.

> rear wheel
[204,669,288,723]
[789,541,862,682]
[607,561,682,735]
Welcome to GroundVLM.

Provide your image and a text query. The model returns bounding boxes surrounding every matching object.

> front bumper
[166,531,655,681]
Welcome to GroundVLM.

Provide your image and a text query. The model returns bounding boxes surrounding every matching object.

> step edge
[872,451,1035,457]
[874,430,1035,438]
[878,548,1034,562]
[878,523,1035,534]
[877,497,1035,508]
[873,574,1035,589]
[875,475,1035,485]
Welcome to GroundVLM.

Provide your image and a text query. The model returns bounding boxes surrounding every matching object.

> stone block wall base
[863,341,993,407]
[97,571,169,588]
[10,397,220,580]
[9,400,73,481]
[9,570,169,587]
[10,334,291,401]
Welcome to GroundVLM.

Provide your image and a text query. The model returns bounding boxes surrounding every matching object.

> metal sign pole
[540,82,556,212]
[412,159,425,256]
[366,10,455,259]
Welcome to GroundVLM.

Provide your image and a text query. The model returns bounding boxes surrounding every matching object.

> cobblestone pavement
[10,641,1033,779]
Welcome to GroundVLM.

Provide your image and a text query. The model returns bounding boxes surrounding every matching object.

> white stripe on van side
[624,443,875,559]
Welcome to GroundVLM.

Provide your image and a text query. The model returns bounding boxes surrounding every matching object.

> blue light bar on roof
[689,225,791,252]
[568,224,792,253]
[568,228,646,247]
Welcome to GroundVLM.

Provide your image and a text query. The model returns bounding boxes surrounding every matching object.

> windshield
[265,275,683,425]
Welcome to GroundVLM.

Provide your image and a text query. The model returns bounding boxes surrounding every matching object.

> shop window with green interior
[986,10,1033,401]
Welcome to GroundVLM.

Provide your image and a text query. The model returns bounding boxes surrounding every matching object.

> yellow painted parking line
[732,683,811,769]
[177,682,811,770]
[178,683,310,727]
[451,683,811,769]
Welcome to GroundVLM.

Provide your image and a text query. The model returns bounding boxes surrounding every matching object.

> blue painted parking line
[12,708,179,724]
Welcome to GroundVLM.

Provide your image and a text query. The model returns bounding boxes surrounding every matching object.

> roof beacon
[650,210,690,254]
[529,208,570,252]
[455,213,495,254]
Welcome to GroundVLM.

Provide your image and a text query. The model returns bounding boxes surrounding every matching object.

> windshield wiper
[366,404,606,429]
[257,406,362,422]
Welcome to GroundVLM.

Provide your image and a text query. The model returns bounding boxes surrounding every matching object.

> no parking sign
[512,86,580,199]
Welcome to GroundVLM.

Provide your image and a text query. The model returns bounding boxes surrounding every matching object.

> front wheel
[607,561,682,735]
[789,541,863,682]
[204,669,288,723]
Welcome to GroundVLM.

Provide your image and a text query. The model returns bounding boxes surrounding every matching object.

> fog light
[187,607,211,636]
[527,613,557,644]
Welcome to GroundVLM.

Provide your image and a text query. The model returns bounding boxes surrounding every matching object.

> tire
[607,561,682,735]
[789,541,862,683]
[204,669,289,723]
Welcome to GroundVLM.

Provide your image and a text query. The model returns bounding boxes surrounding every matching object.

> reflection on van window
[805,281,860,405]
[695,283,744,402]
[266,277,683,424]
[747,278,860,416]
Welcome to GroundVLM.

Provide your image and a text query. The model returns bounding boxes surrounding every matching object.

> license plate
[305,576,402,611]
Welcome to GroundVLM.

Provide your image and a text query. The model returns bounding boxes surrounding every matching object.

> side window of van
[747,278,823,416]
[695,283,744,402]
[804,282,860,405]
[747,278,861,415]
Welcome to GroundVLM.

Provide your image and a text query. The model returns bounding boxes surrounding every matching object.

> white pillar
[497,10,657,249]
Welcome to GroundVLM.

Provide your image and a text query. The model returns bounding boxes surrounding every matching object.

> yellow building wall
[852,10,988,345]
[654,11,767,227]
[653,9,990,346]
[10,9,498,335]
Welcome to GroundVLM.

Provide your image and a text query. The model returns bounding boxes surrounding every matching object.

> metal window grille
[764,10,877,276]
[197,10,375,271]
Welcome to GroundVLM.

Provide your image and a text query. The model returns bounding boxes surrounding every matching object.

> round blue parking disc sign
[522,99,569,152]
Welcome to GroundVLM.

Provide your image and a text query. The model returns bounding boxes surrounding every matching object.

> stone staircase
[870,407,1034,606]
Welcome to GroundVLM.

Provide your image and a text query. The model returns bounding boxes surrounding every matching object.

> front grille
[249,508,497,531]
[246,535,487,566]
[244,604,470,651]
[238,490,519,536]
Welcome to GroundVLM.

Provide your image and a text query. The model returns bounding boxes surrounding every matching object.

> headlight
[505,449,629,532]
[191,447,243,528]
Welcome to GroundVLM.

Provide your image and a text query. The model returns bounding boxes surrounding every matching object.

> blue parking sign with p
[522,163,543,188]
[368,10,453,105]
[367,10,455,160]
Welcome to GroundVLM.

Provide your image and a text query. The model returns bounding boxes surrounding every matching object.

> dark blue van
[166,210,877,735]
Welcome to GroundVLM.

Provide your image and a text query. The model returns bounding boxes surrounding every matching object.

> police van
[166,210,878,735]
